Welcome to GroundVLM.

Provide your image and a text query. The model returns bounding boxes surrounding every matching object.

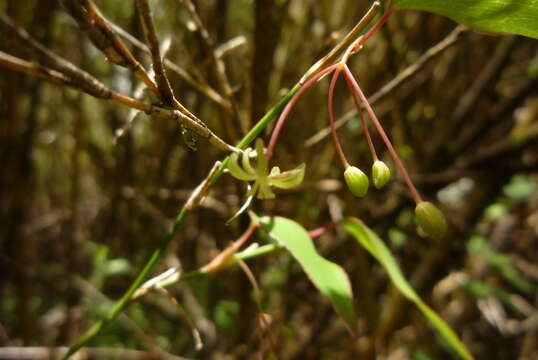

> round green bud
[344,166,369,198]
[415,201,447,239]
[372,160,391,189]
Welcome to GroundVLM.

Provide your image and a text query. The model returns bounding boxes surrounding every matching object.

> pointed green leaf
[394,0,538,39]
[342,217,474,360]
[260,216,356,331]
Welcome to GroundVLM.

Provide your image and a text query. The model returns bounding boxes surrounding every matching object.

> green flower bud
[344,166,369,197]
[415,201,447,239]
[372,160,391,189]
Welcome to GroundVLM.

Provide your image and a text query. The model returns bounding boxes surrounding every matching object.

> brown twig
[0,49,149,112]
[78,0,160,94]
[135,0,176,105]
[61,0,125,65]
[108,20,228,107]
[0,50,73,87]
[0,12,237,153]
[134,0,235,151]
[179,0,240,142]
[0,12,110,98]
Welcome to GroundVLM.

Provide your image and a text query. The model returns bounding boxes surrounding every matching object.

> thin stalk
[357,6,393,46]
[267,64,339,162]
[343,75,378,161]
[340,6,393,64]
[299,1,381,84]
[343,65,422,203]
[327,68,350,168]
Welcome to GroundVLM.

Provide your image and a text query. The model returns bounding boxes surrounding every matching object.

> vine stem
[343,65,422,204]
[267,63,339,162]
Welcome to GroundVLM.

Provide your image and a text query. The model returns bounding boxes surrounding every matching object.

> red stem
[267,64,339,162]
[344,74,378,161]
[343,65,422,204]
[308,222,338,238]
[355,6,393,50]
[327,68,350,168]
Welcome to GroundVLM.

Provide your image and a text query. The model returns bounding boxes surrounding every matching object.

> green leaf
[393,0,538,39]
[260,216,356,331]
[342,218,474,360]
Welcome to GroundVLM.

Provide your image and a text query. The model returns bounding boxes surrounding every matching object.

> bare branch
[109,19,228,107]
[78,0,160,94]
[0,12,111,99]
[0,50,73,87]
[0,50,236,152]
[179,0,240,141]
[135,0,176,105]
[61,0,125,65]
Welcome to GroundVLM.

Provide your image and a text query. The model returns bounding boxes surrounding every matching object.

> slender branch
[0,50,149,112]
[135,0,176,105]
[135,0,235,149]
[179,0,240,142]
[0,13,111,98]
[109,20,228,107]
[0,50,73,87]
[0,12,237,153]
[61,0,126,65]
[79,0,160,94]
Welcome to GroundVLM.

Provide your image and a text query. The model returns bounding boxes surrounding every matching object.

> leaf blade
[342,217,474,360]
[261,216,356,331]
[394,0,538,39]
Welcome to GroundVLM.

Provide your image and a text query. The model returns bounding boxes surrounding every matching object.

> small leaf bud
[344,166,369,198]
[415,201,447,239]
[372,160,391,189]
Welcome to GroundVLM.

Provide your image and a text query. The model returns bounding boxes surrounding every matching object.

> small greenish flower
[344,166,369,197]
[372,160,391,189]
[415,201,447,239]
[227,138,305,199]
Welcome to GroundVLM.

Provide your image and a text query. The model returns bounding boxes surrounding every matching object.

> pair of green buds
[344,162,447,239]
[344,160,391,197]
[227,138,305,200]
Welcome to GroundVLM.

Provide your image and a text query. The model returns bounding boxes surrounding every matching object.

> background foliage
[1,0,538,359]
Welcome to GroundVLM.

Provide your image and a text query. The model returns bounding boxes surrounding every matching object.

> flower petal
[228,152,256,181]
[269,163,305,189]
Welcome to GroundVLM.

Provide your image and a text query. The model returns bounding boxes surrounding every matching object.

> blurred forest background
[1,0,538,359]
